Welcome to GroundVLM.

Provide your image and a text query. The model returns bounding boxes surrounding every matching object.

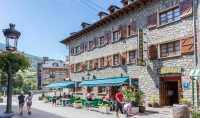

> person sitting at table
[63,92,67,98]
[103,94,110,101]
[86,92,93,101]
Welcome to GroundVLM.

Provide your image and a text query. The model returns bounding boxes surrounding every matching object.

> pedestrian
[115,87,124,118]
[26,92,33,115]
[52,93,57,107]
[18,92,25,115]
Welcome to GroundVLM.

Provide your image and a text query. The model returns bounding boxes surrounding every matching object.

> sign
[182,77,191,90]
[137,29,145,66]
[160,67,182,75]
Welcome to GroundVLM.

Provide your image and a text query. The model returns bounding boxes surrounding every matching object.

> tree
[0,51,30,113]
[0,52,30,73]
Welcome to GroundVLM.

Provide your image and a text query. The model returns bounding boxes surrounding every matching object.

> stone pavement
[0,96,172,118]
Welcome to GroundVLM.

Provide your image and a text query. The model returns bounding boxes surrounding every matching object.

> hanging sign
[137,29,145,66]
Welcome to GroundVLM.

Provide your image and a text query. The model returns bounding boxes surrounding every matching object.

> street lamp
[2,23,21,114]
[3,24,21,51]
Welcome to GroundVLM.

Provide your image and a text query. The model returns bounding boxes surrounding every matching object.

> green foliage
[149,95,159,104]
[192,111,200,118]
[0,52,30,74]
[122,87,144,106]
[179,97,191,106]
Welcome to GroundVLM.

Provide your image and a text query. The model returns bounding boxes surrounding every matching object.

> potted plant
[123,87,144,113]
[149,95,160,108]
[73,100,82,109]
[179,97,191,107]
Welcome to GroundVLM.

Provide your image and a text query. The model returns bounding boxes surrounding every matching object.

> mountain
[0,43,42,71]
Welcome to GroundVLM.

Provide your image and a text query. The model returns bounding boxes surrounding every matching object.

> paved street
[0,95,172,118]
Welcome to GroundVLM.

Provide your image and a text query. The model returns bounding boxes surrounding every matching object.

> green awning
[46,81,75,89]
[80,76,129,87]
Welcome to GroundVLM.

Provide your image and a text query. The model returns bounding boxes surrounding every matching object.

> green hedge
[192,111,200,118]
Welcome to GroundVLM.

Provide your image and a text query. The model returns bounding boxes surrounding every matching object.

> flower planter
[73,103,82,109]
[0,98,3,103]
[139,106,145,113]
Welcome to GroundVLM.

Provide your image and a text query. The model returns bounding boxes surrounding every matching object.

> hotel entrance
[160,76,182,106]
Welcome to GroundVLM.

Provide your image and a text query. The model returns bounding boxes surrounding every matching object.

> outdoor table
[61,98,70,106]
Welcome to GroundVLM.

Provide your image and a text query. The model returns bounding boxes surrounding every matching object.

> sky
[0,0,121,60]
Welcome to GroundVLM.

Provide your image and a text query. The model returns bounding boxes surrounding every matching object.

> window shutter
[105,31,112,44]
[130,21,137,35]
[107,56,113,67]
[80,63,85,72]
[181,37,194,54]
[147,12,157,28]
[121,25,128,39]
[70,64,74,73]
[80,43,84,53]
[121,52,127,65]
[180,0,192,18]
[148,45,158,60]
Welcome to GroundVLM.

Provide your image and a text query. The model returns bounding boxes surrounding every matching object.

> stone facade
[63,0,198,105]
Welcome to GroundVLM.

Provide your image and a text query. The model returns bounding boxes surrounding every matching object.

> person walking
[18,92,25,115]
[115,88,124,118]
[25,92,33,115]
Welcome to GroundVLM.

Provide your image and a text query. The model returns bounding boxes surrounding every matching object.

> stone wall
[68,0,195,104]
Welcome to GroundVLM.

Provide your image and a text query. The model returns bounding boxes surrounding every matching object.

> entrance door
[160,76,182,106]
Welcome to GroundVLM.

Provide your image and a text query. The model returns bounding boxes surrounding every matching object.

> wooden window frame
[128,50,137,64]
[159,40,181,58]
[159,6,181,26]
[113,54,120,66]
[112,30,120,42]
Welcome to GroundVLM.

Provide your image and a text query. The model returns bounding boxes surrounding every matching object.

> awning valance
[46,81,75,89]
[80,76,129,87]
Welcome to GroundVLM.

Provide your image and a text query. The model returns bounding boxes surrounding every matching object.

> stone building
[37,57,69,89]
[61,0,199,106]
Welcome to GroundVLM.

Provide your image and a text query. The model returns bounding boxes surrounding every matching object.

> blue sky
[0,0,121,60]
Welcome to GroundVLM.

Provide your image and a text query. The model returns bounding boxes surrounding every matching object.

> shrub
[179,97,191,107]
[192,111,200,118]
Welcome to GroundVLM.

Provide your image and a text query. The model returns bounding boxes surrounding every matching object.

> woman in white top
[26,92,33,115]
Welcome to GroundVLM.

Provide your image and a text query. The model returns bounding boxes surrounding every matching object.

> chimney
[121,0,135,6]
[108,5,120,14]
[70,32,77,35]
[81,22,90,29]
[121,0,128,6]
[98,11,109,19]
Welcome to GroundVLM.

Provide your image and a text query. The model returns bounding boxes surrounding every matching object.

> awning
[46,81,75,89]
[80,76,129,87]
[189,69,200,79]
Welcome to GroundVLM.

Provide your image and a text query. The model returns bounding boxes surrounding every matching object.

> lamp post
[2,23,21,114]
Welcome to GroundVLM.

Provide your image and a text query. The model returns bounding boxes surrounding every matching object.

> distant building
[37,57,69,89]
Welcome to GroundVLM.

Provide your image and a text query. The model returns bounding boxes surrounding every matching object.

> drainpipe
[192,0,198,109]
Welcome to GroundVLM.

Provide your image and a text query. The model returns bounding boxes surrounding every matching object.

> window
[99,36,105,46]
[75,46,81,54]
[99,57,104,68]
[129,50,136,63]
[160,7,180,25]
[113,54,120,66]
[75,63,81,72]
[52,62,59,67]
[127,25,131,37]
[113,30,120,42]
[160,41,180,58]
[98,87,106,94]
[89,41,94,50]
[88,60,93,70]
